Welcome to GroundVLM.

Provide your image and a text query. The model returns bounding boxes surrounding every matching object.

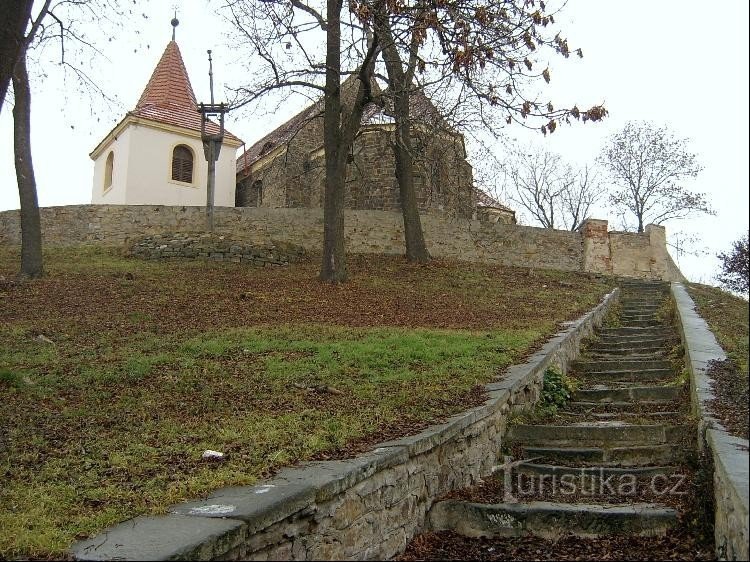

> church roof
[474,188,515,213]
[130,40,241,144]
[236,84,452,176]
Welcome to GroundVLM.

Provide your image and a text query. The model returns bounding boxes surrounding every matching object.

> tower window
[104,151,114,191]
[171,144,194,183]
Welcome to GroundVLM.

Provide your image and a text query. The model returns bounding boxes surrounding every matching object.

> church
[89,34,243,207]
[89,26,515,224]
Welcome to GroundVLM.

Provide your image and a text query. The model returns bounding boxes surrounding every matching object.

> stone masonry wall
[0,206,676,280]
[672,283,749,561]
[71,290,619,561]
[130,233,305,266]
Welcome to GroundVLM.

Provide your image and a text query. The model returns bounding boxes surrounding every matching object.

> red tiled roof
[131,41,241,144]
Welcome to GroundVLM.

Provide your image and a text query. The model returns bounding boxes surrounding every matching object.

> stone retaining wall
[672,283,749,561]
[71,290,620,561]
[130,233,305,266]
[0,205,679,280]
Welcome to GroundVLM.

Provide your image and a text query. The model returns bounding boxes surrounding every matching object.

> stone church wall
[0,205,678,280]
[237,119,475,218]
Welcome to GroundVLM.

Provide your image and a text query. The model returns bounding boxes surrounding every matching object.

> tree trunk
[375,14,430,263]
[0,0,34,115]
[12,53,43,279]
[319,0,347,283]
[393,93,430,262]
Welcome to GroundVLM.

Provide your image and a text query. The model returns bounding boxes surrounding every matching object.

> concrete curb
[671,282,749,561]
[71,288,619,561]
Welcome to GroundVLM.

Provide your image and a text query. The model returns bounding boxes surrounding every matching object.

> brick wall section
[70,290,619,561]
[0,206,677,280]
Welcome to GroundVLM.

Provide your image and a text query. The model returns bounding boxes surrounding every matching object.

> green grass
[686,284,749,376]
[0,325,535,557]
[0,247,613,558]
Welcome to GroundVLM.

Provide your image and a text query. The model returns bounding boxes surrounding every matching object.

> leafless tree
[8,0,138,279]
[225,0,608,274]
[507,147,602,231]
[559,164,603,231]
[366,0,608,262]
[0,0,34,115]
[599,121,711,233]
[224,0,381,282]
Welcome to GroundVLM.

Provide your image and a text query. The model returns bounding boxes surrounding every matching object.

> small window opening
[104,151,114,191]
[171,144,194,183]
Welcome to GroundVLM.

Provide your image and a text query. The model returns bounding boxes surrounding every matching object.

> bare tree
[599,121,711,232]
[8,1,140,279]
[507,147,602,230]
[225,0,381,282]
[8,0,52,279]
[12,54,42,278]
[559,164,603,231]
[367,0,607,262]
[509,148,566,228]
[0,0,34,115]
[226,0,607,271]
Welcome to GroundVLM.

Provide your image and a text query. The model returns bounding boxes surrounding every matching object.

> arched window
[171,144,194,183]
[103,151,114,191]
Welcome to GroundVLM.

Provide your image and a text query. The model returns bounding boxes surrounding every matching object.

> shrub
[541,367,577,409]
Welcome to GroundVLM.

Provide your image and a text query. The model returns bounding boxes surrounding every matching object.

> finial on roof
[171,10,179,41]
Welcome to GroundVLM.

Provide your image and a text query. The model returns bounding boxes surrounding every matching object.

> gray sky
[1,0,747,284]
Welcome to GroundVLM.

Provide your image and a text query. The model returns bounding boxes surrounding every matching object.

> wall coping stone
[671,282,749,561]
[70,288,619,561]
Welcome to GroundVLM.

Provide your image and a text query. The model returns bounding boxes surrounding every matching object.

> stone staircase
[423,281,702,546]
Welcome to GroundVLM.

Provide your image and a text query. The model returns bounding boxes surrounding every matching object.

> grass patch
[686,284,749,376]
[0,247,613,558]
[686,283,749,439]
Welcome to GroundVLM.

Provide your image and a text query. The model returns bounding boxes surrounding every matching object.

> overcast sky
[0,0,747,284]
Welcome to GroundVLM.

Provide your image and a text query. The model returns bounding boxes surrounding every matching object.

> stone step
[619,298,667,305]
[521,444,688,466]
[621,305,662,312]
[557,410,682,422]
[507,423,684,448]
[572,359,673,372]
[621,290,667,296]
[621,279,668,283]
[586,350,668,361]
[620,288,668,294]
[621,301,662,308]
[590,339,671,349]
[618,320,667,329]
[428,500,678,539]
[587,342,668,353]
[516,462,679,478]
[571,386,682,403]
[597,327,672,338]
[577,369,675,383]
[569,402,678,412]
[620,314,660,322]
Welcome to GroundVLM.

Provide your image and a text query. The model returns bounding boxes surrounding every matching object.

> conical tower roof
[136,40,198,111]
[129,40,241,143]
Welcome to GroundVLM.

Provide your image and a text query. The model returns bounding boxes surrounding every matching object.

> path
[399,281,714,561]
